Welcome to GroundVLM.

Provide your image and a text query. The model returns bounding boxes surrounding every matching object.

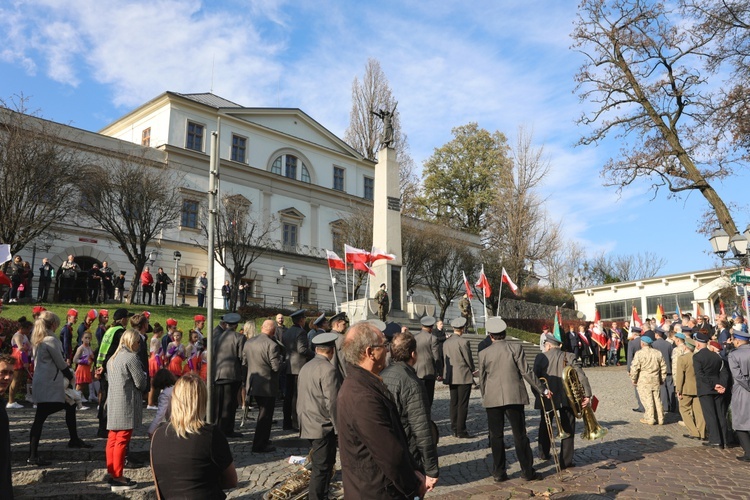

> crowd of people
[1,295,749,499]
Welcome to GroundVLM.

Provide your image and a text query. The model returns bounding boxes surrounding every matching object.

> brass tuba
[562,365,607,440]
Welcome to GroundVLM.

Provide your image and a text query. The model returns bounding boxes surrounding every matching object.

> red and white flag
[475,266,492,298]
[325,250,346,271]
[369,246,396,263]
[462,271,474,300]
[344,244,370,264]
[353,261,375,276]
[501,267,519,295]
[631,305,643,330]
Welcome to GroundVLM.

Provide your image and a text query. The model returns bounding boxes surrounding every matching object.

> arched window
[270,154,311,183]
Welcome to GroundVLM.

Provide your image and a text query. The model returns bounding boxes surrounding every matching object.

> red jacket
[140,271,154,287]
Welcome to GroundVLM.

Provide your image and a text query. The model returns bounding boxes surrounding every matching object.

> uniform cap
[684,338,696,349]
[450,317,467,329]
[674,333,686,341]
[734,331,750,341]
[142,311,151,319]
[709,340,722,351]
[223,313,242,325]
[420,316,436,327]
[329,312,348,324]
[290,309,306,319]
[486,317,507,335]
[32,306,46,314]
[194,315,206,322]
[631,326,642,333]
[544,333,561,345]
[313,313,326,326]
[99,309,109,318]
[693,332,710,343]
[383,321,401,340]
[166,318,178,327]
[67,308,78,317]
[368,319,386,332]
[113,308,134,321]
[312,332,338,346]
[87,309,98,321]
[640,336,653,345]
[642,330,655,341]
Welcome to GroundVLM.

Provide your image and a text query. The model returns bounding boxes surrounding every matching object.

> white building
[572,268,737,322]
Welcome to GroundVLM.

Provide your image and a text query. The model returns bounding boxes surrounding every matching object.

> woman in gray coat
[28,311,91,466]
[106,329,148,492]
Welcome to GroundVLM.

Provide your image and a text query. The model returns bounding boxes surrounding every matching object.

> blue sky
[1,0,747,277]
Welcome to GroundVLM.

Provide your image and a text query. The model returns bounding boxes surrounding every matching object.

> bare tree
[582,250,667,285]
[198,194,276,311]
[401,217,431,291]
[486,127,560,285]
[542,240,589,289]
[420,230,479,320]
[344,58,420,213]
[0,97,82,257]
[79,151,183,303]
[334,207,373,299]
[573,0,741,241]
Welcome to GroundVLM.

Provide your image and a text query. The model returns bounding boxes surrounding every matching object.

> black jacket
[693,348,730,396]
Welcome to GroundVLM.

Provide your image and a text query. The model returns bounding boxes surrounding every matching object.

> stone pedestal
[370,147,407,312]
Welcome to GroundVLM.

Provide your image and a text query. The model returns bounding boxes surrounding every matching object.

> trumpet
[562,366,607,441]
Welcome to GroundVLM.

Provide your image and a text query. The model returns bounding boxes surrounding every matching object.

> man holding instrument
[533,333,591,470]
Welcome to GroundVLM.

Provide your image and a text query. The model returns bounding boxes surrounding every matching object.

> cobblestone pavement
[7,365,750,498]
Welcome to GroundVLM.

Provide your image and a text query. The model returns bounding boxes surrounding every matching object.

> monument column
[371,146,406,312]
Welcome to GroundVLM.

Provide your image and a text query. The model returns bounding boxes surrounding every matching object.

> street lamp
[277,265,287,284]
[709,226,750,318]
[709,228,730,259]
[172,251,181,307]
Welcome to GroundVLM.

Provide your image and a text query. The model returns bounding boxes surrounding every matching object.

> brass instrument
[562,365,607,440]
[538,377,567,475]
[263,455,339,500]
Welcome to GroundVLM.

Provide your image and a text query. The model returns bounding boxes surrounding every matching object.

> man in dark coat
[213,313,245,438]
[37,258,54,302]
[282,309,313,430]
[653,326,675,412]
[627,326,645,412]
[480,317,549,482]
[693,331,731,448]
[534,333,592,469]
[381,331,439,488]
[442,317,475,438]
[337,321,428,499]
[414,316,441,411]
[244,319,282,453]
[329,312,348,380]
[297,332,340,499]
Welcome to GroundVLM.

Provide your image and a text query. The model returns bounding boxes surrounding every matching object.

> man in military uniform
[375,283,390,322]
[729,330,750,461]
[414,316,441,411]
[630,336,666,426]
[480,317,549,482]
[307,313,328,345]
[213,312,245,437]
[627,325,645,413]
[674,337,706,440]
[244,319,282,453]
[653,326,675,413]
[282,309,313,430]
[329,312,348,380]
[693,331,730,448]
[534,333,591,469]
[458,294,472,328]
[297,332,340,499]
[442,317,475,438]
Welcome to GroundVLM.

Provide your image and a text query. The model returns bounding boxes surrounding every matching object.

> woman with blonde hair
[28,311,91,466]
[106,329,148,492]
[151,373,237,498]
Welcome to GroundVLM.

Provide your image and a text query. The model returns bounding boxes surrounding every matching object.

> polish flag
[369,246,396,263]
[462,271,474,300]
[501,267,519,295]
[353,261,375,276]
[475,267,492,298]
[325,250,346,271]
[631,305,643,329]
[344,244,370,264]
[590,309,607,348]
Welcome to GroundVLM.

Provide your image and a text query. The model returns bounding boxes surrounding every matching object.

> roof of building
[174,92,244,109]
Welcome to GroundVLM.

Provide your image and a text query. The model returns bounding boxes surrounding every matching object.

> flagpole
[496,280,503,317]
[469,300,476,333]
[328,266,339,312]
[482,265,488,327]
[344,262,350,303]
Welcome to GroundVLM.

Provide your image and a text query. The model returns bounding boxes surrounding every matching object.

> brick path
[7,365,750,499]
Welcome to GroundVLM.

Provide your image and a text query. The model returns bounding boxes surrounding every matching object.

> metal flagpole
[496,280,503,317]
[482,265,488,328]
[328,265,339,312]
[206,125,220,424]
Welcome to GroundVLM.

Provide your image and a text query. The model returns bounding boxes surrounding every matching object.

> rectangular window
[186,121,204,151]
[141,127,151,147]
[285,156,297,179]
[181,200,199,229]
[364,176,374,200]
[297,286,310,304]
[231,134,247,163]
[332,231,344,257]
[179,277,196,295]
[333,167,345,191]
[646,292,694,318]
[595,300,632,322]
[283,223,298,249]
